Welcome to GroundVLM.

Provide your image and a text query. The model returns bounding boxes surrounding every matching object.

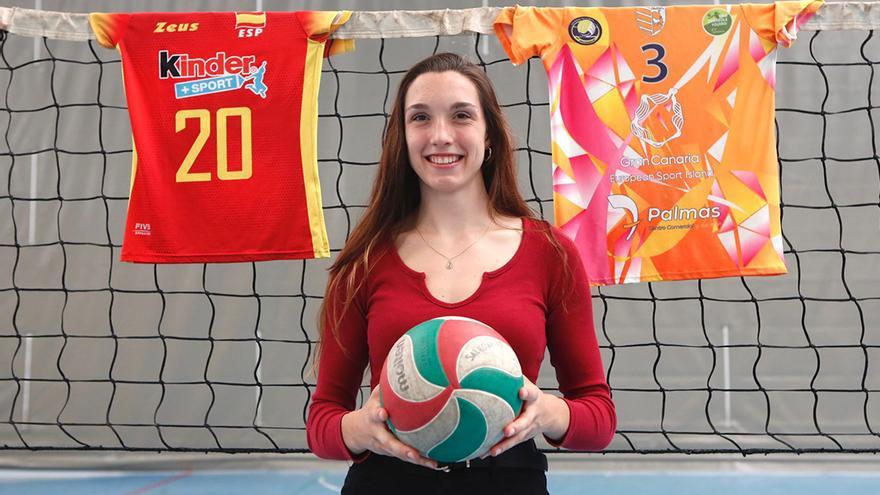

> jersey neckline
[389,216,533,308]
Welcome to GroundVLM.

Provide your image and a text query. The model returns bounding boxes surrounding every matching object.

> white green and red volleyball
[378,316,524,463]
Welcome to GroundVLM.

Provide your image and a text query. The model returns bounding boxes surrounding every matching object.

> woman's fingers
[520,383,540,402]
[504,384,540,436]
[491,415,537,457]
[343,386,435,467]
[372,428,436,468]
[363,398,437,468]
[484,381,545,457]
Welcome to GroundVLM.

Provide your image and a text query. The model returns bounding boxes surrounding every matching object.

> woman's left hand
[484,377,570,458]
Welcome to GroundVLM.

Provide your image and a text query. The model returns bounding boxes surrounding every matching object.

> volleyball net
[1,4,879,455]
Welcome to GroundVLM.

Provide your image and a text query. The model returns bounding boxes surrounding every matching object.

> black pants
[341,440,549,495]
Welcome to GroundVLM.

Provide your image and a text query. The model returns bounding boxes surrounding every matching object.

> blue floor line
[1,470,879,495]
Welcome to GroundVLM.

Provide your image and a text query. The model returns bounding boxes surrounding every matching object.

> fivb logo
[158,51,269,99]
[134,223,151,236]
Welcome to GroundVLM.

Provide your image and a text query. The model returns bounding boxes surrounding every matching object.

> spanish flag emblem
[235,12,266,30]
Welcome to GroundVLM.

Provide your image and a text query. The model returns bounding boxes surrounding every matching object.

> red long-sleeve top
[306,217,616,460]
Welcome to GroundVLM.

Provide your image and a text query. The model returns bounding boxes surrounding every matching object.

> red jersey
[307,218,615,460]
[89,12,353,263]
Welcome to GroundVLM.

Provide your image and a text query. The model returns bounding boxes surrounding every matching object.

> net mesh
[1,11,879,455]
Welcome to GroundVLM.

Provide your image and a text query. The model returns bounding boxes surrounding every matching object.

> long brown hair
[316,53,568,360]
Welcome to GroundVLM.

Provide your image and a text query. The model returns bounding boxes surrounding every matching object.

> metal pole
[255,327,263,427]
[722,325,731,427]
[28,0,43,246]
[22,334,33,426]
[480,0,490,56]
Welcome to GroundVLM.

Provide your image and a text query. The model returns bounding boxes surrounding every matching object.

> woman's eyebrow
[450,102,478,110]
[452,101,477,108]
[405,102,478,112]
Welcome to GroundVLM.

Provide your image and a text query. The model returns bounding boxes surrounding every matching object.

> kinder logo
[235,12,266,38]
[158,51,269,99]
[159,51,258,79]
[134,223,151,236]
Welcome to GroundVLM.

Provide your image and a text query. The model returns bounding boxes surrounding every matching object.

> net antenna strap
[1,4,880,41]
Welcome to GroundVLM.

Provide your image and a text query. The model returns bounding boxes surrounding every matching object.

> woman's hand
[485,377,570,457]
[341,386,438,469]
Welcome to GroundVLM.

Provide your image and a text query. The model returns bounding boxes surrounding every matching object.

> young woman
[306,52,615,494]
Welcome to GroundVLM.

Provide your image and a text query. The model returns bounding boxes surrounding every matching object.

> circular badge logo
[702,8,732,36]
[569,17,602,45]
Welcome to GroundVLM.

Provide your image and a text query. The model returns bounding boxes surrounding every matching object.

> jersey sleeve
[305,270,371,461]
[543,228,617,451]
[742,0,824,47]
[493,6,564,66]
[296,11,355,57]
[88,12,131,48]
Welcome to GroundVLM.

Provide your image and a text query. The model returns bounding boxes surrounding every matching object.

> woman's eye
[410,113,428,122]
[454,112,472,120]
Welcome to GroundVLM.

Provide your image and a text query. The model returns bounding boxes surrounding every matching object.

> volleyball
[379,316,524,463]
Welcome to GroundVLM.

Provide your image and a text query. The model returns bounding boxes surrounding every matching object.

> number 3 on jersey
[175,107,253,183]
[641,43,668,84]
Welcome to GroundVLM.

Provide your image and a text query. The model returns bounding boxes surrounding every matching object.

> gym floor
[1,464,879,495]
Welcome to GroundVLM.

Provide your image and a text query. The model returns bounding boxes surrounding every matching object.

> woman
[306,52,615,494]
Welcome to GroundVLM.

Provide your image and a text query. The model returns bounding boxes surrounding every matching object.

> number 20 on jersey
[175,107,252,183]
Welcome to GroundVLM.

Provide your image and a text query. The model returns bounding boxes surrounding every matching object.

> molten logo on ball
[379,316,524,463]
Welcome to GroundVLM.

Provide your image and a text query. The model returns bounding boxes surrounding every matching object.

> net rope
[1,6,879,455]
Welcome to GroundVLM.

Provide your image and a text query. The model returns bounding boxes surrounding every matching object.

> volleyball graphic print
[379,317,524,463]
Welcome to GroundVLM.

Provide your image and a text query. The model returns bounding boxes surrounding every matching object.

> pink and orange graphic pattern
[496,2,822,284]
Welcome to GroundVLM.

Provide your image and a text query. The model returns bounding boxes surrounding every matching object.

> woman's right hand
[341,386,438,469]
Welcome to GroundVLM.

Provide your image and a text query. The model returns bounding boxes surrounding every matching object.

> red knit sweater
[306,217,616,460]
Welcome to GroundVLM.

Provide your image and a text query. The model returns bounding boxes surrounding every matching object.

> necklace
[416,222,492,270]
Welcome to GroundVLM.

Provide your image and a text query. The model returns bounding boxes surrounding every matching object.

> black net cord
[0,26,878,454]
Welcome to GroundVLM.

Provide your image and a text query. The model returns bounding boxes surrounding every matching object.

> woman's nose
[429,118,453,145]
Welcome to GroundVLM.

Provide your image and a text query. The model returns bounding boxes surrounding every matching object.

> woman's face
[403,71,488,196]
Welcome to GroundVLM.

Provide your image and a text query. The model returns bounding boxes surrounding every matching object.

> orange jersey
[89,12,353,263]
[495,2,822,284]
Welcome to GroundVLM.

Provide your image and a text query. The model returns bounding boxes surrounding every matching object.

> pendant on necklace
[446,260,453,270]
